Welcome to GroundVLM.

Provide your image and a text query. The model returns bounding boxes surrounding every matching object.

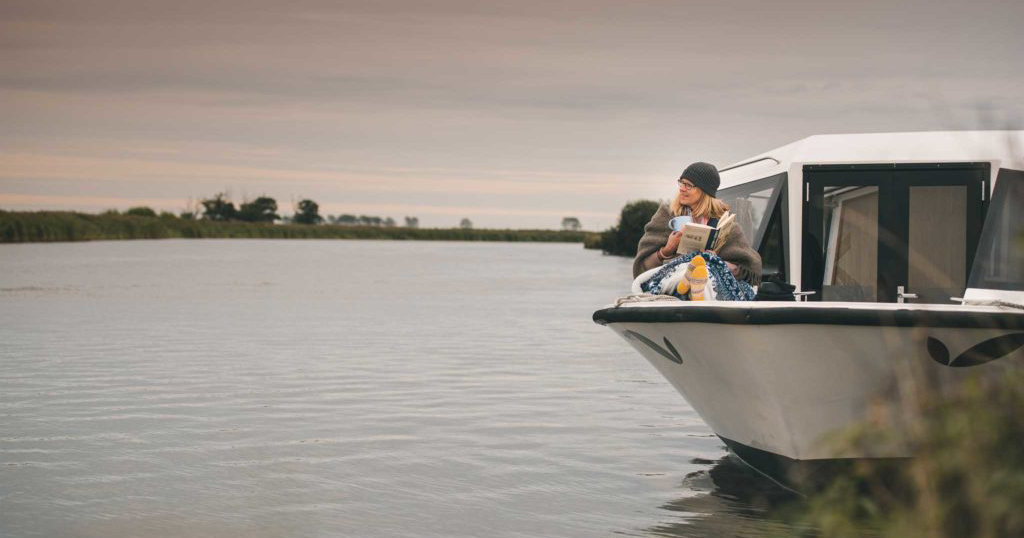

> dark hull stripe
[719,437,909,494]
[593,305,1024,329]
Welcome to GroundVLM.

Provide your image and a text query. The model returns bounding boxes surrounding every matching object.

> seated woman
[633,162,762,301]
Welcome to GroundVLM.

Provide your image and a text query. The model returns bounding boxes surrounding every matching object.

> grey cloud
[2,0,1023,228]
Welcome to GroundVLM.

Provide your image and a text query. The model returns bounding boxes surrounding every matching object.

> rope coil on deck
[952,298,1024,311]
[613,294,680,307]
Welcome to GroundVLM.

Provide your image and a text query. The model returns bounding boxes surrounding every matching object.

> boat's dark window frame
[759,188,788,280]
[803,163,988,302]
[967,168,1024,291]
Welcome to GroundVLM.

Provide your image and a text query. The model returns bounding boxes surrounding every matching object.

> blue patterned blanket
[638,252,755,301]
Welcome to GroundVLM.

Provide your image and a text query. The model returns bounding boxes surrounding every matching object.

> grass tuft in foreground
[782,368,1024,538]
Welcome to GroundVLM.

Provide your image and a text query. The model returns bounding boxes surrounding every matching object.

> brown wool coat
[632,203,763,285]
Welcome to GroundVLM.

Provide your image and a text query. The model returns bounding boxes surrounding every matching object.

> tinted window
[717,173,785,247]
[821,186,878,301]
[968,169,1024,291]
[760,201,786,280]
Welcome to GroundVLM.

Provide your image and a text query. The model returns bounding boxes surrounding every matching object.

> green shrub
[590,200,660,256]
[787,370,1024,538]
[125,206,158,217]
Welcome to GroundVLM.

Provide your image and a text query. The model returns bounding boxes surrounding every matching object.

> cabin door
[803,164,988,303]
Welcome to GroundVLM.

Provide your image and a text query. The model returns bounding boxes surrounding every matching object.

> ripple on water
[0,240,799,538]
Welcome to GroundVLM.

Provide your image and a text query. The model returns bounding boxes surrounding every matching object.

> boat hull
[595,301,1024,488]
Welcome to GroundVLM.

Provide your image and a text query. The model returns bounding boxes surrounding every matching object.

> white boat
[594,131,1024,490]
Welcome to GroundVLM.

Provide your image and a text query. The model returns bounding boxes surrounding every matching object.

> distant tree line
[1,194,606,243]
[192,193,293,224]
[0,210,590,243]
[180,193,422,228]
[91,194,588,234]
[326,215,421,228]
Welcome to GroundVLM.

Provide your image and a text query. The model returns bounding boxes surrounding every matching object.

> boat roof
[720,130,1024,188]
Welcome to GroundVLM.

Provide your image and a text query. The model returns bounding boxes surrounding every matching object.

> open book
[672,212,735,254]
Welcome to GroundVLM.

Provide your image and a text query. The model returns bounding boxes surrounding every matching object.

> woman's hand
[660,231,683,258]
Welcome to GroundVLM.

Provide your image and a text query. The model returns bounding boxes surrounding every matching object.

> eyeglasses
[676,179,696,191]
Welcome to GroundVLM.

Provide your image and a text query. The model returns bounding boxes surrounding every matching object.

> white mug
[668,215,692,231]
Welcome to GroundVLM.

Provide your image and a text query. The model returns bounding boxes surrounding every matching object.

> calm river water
[0,240,801,538]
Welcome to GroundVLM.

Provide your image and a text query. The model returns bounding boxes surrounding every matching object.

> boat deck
[594,299,1024,328]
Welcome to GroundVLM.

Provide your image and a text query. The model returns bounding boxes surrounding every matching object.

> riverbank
[0,210,600,244]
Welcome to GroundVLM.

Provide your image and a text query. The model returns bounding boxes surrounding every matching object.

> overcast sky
[2,0,1022,229]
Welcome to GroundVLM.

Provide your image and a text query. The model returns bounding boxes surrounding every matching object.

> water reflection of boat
[643,456,801,538]
[595,131,1024,491]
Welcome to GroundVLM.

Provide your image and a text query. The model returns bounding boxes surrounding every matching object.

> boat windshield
[968,169,1024,291]
[716,173,785,247]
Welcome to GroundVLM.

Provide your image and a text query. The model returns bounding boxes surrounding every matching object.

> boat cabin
[715,131,1024,304]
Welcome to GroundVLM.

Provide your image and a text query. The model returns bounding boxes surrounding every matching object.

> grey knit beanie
[680,162,720,197]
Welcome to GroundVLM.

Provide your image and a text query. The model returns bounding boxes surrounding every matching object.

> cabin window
[805,163,986,303]
[907,185,968,302]
[968,169,1024,291]
[717,173,787,280]
[821,186,879,301]
[759,201,786,280]
[820,184,968,302]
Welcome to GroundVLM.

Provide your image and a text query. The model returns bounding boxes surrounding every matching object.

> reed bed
[0,211,599,244]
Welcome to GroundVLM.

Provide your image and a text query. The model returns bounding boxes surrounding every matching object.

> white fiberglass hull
[594,300,1024,483]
